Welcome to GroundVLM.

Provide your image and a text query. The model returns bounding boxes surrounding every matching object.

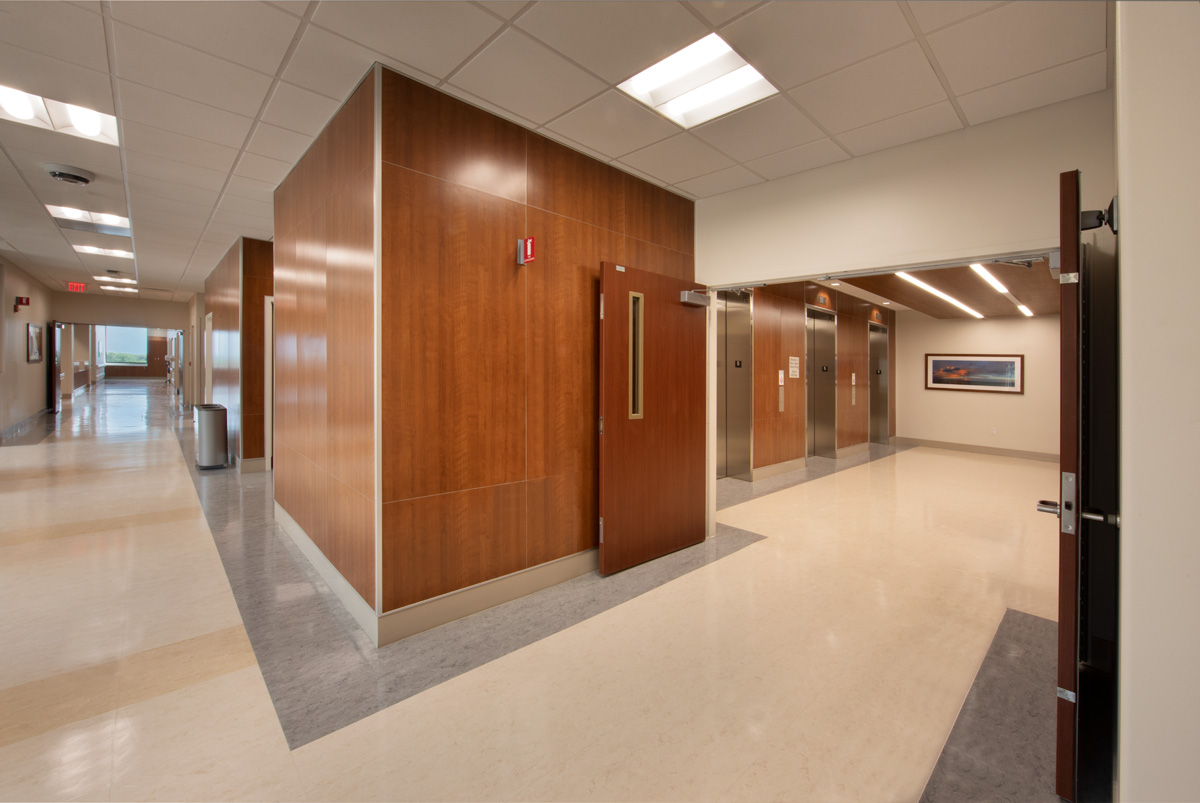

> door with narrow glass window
[598,262,706,575]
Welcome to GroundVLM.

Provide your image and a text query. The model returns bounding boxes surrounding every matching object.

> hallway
[0,379,1059,801]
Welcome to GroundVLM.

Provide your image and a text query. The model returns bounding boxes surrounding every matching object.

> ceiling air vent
[43,163,95,186]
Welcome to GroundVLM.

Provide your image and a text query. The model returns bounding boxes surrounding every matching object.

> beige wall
[895,311,1059,457]
[0,262,53,431]
[1115,2,1200,799]
[51,292,187,330]
[695,91,1115,286]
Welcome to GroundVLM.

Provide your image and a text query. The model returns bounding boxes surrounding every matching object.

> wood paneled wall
[379,68,694,612]
[203,237,274,463]
[749,282,896,465]
[273,71,376,607]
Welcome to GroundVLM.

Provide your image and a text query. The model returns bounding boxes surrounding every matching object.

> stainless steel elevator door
[869,323,889,444]
[724,292,754,480]
[807,309,837,458]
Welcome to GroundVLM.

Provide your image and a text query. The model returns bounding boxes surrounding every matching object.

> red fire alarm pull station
[517,237,535,265]
[13,296,30,312]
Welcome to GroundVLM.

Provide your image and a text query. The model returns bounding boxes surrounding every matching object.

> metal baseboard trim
[835,442,870,458]
[895,437,1058,463]
[377,549,598,647]
[749,456,807,481]
[274,502,380,646]
[238,457,266,474]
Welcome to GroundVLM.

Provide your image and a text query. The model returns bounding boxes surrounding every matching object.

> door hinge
[599,416,604,436]
[599,293,604,320]
[1057,687,1077,704]
[1060,273,1079,284]
[599,517,603,544]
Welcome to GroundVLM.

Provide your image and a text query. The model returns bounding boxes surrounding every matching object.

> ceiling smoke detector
[44,163,95,186]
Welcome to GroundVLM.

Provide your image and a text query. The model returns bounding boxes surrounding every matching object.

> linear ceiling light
[93,275,136,284]
[74,245,134,259]
[970,263,1034,317]
[0,85,119,145]
[100,285,138,293]
[618,33,778,128]
[47,205,129,229]
[896,271,983,318]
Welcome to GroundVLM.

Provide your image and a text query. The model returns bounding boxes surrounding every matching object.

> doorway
[264,296,274,471]
[204,312,214,405]
[806,308,836,458]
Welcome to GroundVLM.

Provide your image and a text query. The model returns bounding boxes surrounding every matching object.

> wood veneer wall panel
[382,483,527,610]
[527,136,624,232]
[836,312,869,449]
[325,168,376,501]
[780,293,807,461]
[273,67,375,608]
[625,176,694,254]
[524,209,622,563]
[752,290,782,468]
[381,70,527,204]
[625,237,694,283]
[381,166,527,501]
[205,244,240,459]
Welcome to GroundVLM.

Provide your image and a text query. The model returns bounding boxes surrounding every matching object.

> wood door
[598,262,706,575]
[1054,170,1122,801]
[47,321,62,414]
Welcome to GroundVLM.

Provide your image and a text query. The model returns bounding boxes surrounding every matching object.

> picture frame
[27,323,43,363]
[925,353,1023,394]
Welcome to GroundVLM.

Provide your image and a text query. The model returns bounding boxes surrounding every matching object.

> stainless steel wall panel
[807,309,837,458]
[869,323,889,444]
[724,292,754,480]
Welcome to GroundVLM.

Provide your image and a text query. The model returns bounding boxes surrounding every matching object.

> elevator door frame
[868,323,889,445]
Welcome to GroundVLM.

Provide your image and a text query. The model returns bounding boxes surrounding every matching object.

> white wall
[51,292,188,330]
[696,91,1115,286]
[1114,3,1200,799]
[0,262,53,431]
[895,310,1059,457]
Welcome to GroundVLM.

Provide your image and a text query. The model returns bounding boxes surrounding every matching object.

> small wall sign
[517,237,535,265]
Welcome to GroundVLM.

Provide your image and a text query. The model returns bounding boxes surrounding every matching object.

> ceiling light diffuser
[48,205,130,229]
[100,285,138,293]
[618,34,778,128]
[93,275,137,284]
[970,262,1035,317]
[74,244,134,259]
[0,84,119,145]
[896,271,983,318]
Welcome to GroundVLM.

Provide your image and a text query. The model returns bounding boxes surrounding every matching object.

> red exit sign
[67,282,87,293]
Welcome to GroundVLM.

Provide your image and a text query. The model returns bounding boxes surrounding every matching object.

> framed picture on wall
[925,353,1023,394]
[27,323,43,363]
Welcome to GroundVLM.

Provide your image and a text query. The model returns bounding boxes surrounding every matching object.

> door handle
[1037,500,1060,516]
[1081,509,1121,527]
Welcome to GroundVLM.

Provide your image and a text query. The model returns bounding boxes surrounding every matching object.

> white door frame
[264,296,274,471]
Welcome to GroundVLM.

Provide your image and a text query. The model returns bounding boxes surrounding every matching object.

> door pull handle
[1037,500,1060,516]
[1081,509,1121,527]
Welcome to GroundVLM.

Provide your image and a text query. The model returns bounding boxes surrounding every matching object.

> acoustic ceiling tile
[234,152,291,188]
[218,194,274,221]
[516,2,709,84]
[0,46,115,115]
[927,1,1106,95]
[836,101,962,157]
[118,80,254,149]
[906,0,1005,34]
[721,1,913,90]
[449,29,607,125]
[225,174,277,205]
[544,90,680,159]
[674,165,763,199]
[684,1,764,28]
[113,24,274,118]
[745,138,849,180]
[261,82,341,137]
[121,121,240,174]
[619,133,735,186]
[110,1,301,75]
[283,26,384,102]
[692,95,824,163]
[124,151,229,193]
[957,52,1108,126]
[789,42,947,134]
[312,1,503,79]
[247,123,313,165]
[0,1,110,72]
[126,172,220,208]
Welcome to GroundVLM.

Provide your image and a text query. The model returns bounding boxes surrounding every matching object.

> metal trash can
[195,404,228,469]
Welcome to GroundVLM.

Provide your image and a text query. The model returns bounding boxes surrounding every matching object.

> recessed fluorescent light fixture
[100,285,138,293]
[74,245,134,259]
[618,33,778,128]
[0,85,119,145]
[47,206,129,229]
[93,275,136,284]
[896,271,983,319]
[970,262,1035,317]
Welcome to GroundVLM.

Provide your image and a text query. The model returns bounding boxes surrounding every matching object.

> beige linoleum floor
[0,388,1059,802]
